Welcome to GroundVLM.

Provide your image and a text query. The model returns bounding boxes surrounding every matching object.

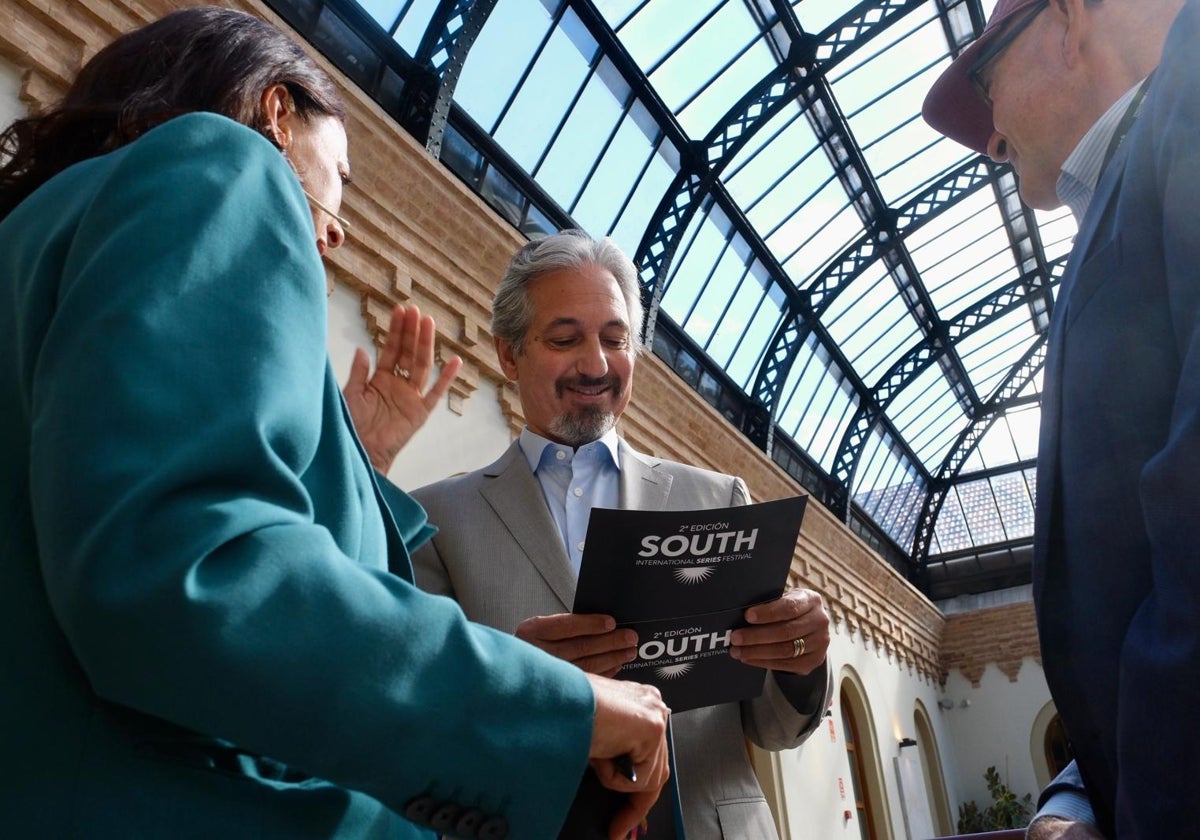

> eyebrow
[541,317,629,331]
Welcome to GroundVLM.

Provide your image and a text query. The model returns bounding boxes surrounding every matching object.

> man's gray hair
[492,229,645,355]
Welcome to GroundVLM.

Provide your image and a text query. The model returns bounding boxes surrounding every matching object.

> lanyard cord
[1101,71,1156,172]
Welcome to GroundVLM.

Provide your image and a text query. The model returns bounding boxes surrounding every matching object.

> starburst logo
[655,663,693,680]
[673,565,715,584]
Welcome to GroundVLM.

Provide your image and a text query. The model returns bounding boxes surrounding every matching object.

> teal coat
[0,113,593,838]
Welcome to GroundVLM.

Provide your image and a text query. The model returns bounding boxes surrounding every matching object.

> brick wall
[1,0,1038,687]
[940,601,1042,686]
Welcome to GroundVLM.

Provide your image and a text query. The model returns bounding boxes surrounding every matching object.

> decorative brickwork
[939,601,1042,687]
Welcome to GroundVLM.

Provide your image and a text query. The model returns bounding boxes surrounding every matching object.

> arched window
[913,702,953,835]
[1031,701,1075,790]
[840,691,878,840]
[1044,714,1072,778]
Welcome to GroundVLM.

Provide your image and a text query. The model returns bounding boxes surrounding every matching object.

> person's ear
[260,83,296,151]
[1052,0,1092,68]
[495,336,520,381]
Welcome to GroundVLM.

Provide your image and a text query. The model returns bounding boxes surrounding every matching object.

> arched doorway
[838,673,892,840]
[1030,700,1074,790]
[1044,714,1072,778]
[841,692,876,840]
[913,702,953,835]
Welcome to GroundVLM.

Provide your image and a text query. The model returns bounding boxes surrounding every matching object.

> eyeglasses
[967,0,1049,103]
[303,189,351,230]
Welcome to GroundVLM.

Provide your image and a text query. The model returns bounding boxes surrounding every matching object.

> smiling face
[496,262,636,447]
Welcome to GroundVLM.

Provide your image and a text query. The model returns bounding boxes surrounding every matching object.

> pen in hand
[614,753,637,783]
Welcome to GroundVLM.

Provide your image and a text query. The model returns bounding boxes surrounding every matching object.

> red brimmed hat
[922,0,1046,154]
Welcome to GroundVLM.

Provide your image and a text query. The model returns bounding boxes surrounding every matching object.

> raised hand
[342,304,462,473]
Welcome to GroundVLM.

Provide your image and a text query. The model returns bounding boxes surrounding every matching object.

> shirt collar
[518,426,621,473]
[1057,76,1149,221]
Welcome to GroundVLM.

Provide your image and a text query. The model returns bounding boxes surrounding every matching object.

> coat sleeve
[1115,16,1200,832]
[724,477,831,750]
[26,114,592,837]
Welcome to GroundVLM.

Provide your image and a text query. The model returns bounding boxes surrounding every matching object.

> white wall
[938,659,1050,817]
[761,639,1053,839]
[325,281,513,491]
[764,629,962,840]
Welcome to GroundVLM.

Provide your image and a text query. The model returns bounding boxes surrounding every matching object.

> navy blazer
[1033,2,1200,835]
[0,113,594,838]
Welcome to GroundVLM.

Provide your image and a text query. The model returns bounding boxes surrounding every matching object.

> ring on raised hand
[791,637,806,659]
[395,367,410,379]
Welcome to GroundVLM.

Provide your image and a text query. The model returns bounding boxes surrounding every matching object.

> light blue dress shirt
[518,427,622,574]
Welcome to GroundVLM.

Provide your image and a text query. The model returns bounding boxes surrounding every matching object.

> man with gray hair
[412,229,831,838]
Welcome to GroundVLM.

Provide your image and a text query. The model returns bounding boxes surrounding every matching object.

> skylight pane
[790,0,848,37]
[656,6,772,136]
[357,0,406,32]
[704,263,784,372]
[660,210,729,318]
[388,0,439,52]
[608,141,678,252]
[822,264,919,384]
[572,106,658,235]
[726,299,785,390]
[957,309,1037,401]
[991,470,1035,541]
[957,478,1006,545]
[533,59,625,209]
[612,0,719,71]
[933,487,972,553]
[491,24,593,171]
[455,0,556,130]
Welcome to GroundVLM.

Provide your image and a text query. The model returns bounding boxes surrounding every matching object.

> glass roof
[267,0,1078,598]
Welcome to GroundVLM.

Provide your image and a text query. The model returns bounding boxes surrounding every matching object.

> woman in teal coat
[0,7,668,838]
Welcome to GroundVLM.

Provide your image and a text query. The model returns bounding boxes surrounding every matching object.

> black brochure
[572,495,807,712]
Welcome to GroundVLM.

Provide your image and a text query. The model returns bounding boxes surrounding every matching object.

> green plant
[956,765,1034,832]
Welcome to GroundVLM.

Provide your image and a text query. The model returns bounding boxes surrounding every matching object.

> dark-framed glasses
[967,0,1050,102]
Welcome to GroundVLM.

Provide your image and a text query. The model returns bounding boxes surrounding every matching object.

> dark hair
[0,5,345,220]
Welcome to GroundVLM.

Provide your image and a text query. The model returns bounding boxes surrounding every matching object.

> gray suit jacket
[413,438,828,839]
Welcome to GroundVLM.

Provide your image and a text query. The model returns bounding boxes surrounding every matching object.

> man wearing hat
[924,1,1196,838]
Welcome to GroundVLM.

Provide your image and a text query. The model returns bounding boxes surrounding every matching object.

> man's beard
[549,374,619,446]
[549,405,616,447]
